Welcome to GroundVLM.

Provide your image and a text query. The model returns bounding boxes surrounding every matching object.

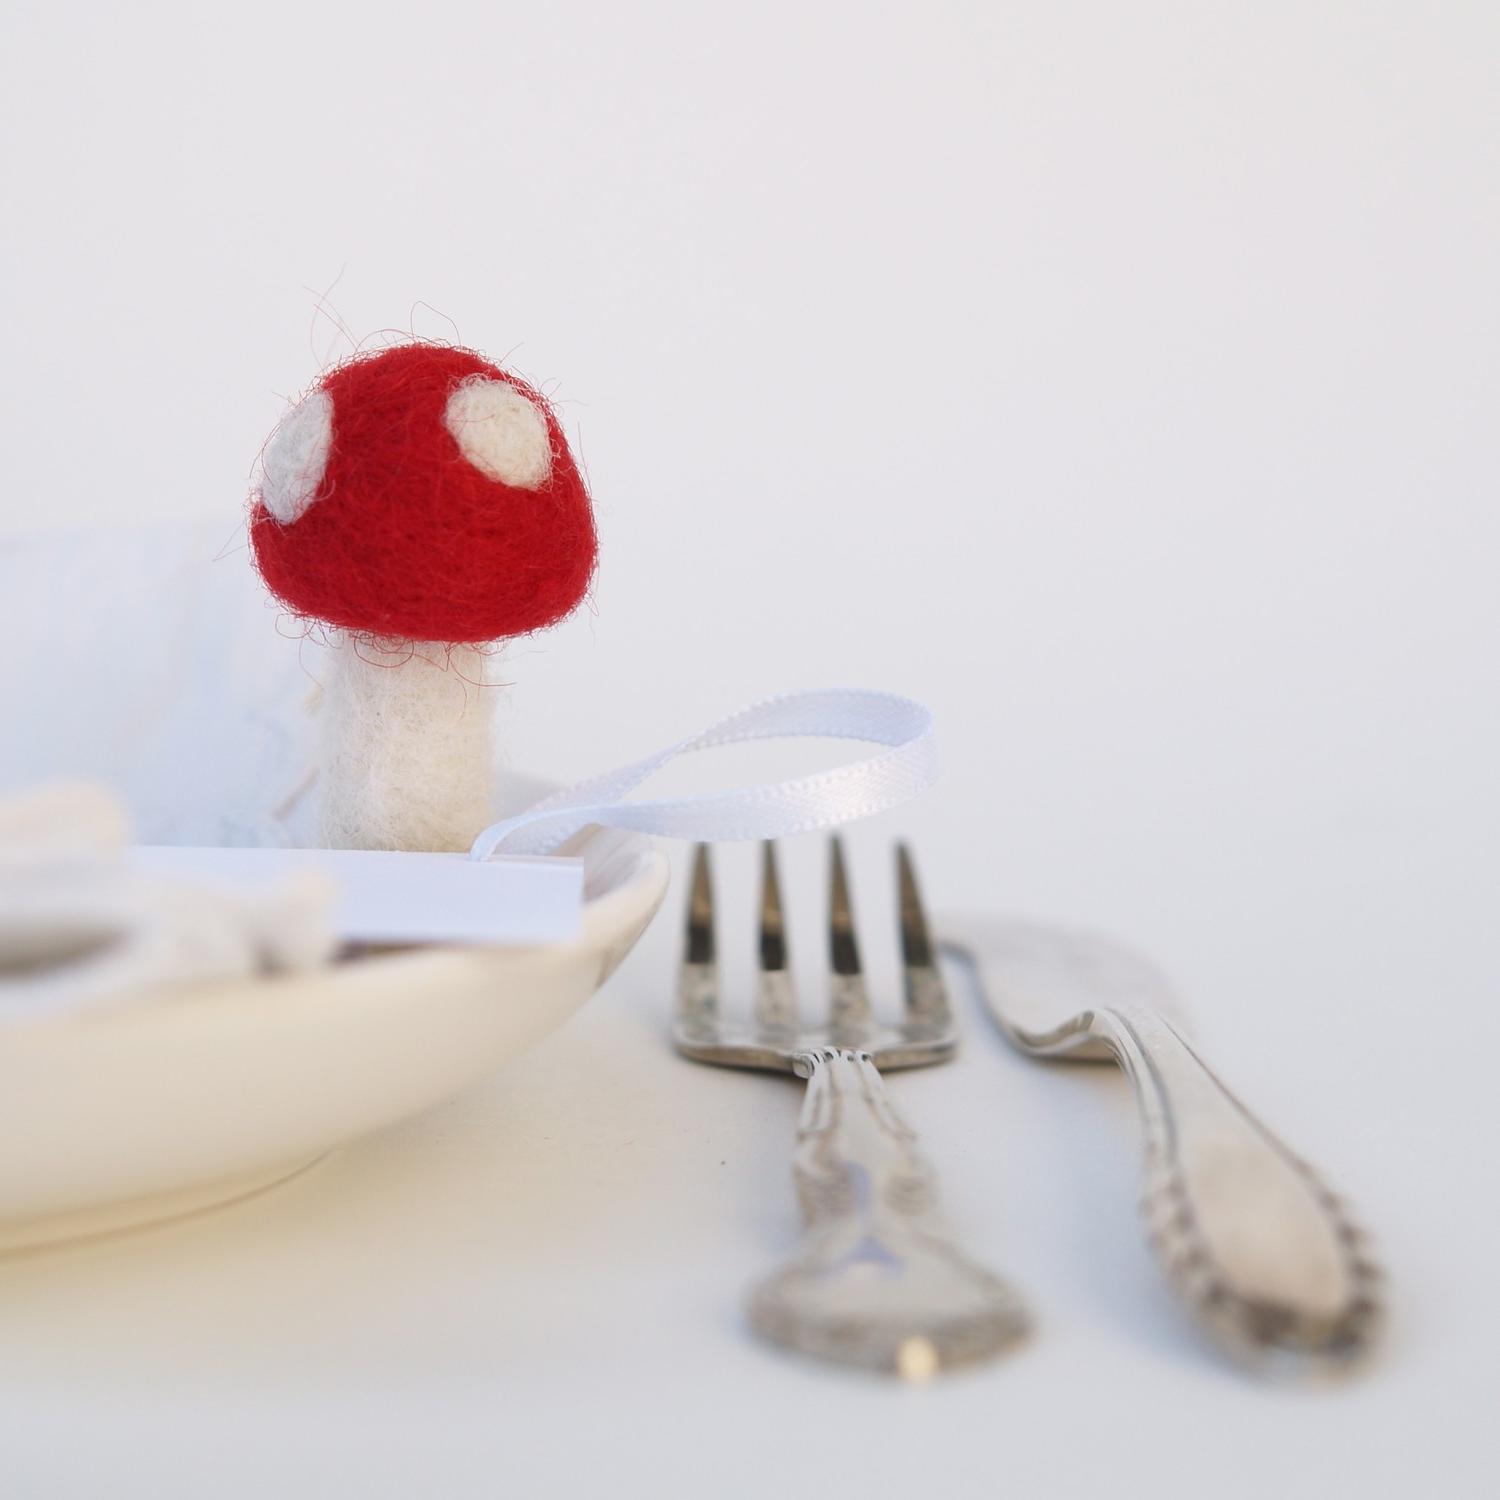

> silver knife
[941,915,1383,1371]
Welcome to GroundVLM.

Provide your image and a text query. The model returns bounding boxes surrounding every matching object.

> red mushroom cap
[249,343,597,643]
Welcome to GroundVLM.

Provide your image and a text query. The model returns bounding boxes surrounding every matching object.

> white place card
[130,846,585,946]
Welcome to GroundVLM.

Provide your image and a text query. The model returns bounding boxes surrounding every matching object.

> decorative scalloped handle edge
[1096,1007,1383,1368]
[746,1048,1029,1376]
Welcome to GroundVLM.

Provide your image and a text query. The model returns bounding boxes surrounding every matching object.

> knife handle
[1094,1005,1382,1366]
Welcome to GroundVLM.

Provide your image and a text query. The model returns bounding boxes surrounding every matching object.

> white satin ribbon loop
[468,689,936,860]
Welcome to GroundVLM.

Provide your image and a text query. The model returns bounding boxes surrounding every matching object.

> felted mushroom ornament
[249,343,597,852]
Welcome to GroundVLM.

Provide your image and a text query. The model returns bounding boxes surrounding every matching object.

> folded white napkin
[0,523,314,847]
[0,783,335,1022]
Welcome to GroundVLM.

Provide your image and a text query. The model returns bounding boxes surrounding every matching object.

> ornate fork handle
[1088,1006,1382,1365]
[747,1048,1028,1375]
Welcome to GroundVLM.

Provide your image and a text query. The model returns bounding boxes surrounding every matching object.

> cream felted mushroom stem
[315,638,500,853]
[247,343,599,854]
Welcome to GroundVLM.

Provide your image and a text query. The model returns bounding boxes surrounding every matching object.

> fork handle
[746,1047,1027,1375]
[1092,1005,1382,1364]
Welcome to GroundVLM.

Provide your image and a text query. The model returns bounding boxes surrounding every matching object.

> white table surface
[0,834,1494,1500]
[2,1,1497,1492]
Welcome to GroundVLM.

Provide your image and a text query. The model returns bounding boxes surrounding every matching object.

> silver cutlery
[676,840,1029,1377]
[942,916,1383,1370]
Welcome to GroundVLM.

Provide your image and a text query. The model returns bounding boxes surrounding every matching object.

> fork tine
[828,836,873,1043]
[754,842,798,1033]
[675,844,718,1044]
[685,843,715,967]
[758,841,787,971]
[897,842,951,1027]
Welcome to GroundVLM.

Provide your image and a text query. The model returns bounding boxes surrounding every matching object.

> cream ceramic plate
[0,818,669,1252]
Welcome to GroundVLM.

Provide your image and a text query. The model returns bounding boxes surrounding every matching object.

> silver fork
[675,837,1030,1376]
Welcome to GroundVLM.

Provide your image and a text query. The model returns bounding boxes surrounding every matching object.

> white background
[1,2,1497,1496]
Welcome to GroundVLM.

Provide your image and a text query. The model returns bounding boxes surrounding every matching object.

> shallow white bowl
[0,821,669,1251]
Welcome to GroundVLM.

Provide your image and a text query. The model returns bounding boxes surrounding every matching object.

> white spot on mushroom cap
[260,391,334,525]
[444,377,552,489]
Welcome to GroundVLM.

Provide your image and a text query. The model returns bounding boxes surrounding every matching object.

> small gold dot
[896,1336,939,1383]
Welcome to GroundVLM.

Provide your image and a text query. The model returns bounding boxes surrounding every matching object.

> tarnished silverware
[676,840,1029,1377]
[942,916,1383,1371]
